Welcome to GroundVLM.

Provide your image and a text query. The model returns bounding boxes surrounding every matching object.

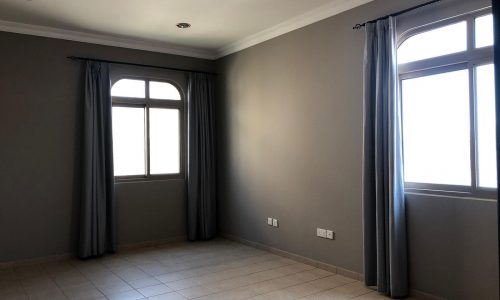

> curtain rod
[353,0,442,29]
[67,56,216,75]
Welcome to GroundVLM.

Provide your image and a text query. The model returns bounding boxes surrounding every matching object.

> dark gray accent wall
[0,31,214,262]
[215,0,498,299]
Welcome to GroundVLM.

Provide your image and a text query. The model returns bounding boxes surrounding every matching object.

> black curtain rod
[353,0,441,29]
[67,56,216,75]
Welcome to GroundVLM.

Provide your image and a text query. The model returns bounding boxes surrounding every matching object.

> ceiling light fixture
[176,23,191,29]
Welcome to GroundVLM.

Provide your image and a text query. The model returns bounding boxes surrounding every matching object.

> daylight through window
[398,10,496,195]
[111,79,183,179]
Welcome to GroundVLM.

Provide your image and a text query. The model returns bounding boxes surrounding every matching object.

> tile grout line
[241,276,354,300]
[189,268,346,299]
[151,252,286,285]
[91,241,273,300]
[171,258,301,296]
[294,282,375,300]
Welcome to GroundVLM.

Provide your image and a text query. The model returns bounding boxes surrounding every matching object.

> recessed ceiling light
[176,23,191,29]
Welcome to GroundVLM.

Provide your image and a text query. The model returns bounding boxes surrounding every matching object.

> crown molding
[0,0,372,60]
[0,19,217,60]
[215,0,373,59]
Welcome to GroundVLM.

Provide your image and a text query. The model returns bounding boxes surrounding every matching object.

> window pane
[402,69,471,186]
[476,64,497,188]
[150,81,181,100]
[398,22,467,64]
[111,79,145,98]
[149,108,180,174]
[475,14,493,48]
[112,107,145,176]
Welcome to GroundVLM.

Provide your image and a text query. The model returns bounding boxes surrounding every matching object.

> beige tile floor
[0,239,417,300]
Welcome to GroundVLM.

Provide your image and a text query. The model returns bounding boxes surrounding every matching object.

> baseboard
[0,233,446,300]
[0,236,188,269]
[0,253,72,269]
[220,232,448,300]
[219,232,364,281]
[410,289,447,300]
[118,235,187,250]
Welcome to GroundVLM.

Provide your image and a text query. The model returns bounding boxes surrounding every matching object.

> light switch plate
[317,228,326,238]
[326,230,334,240]
[273,219,279,227]
[268,217,273,226]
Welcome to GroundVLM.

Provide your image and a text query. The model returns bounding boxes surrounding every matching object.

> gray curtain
[362,17,408,298]
[79,61,116,258]
[187,73,216,240]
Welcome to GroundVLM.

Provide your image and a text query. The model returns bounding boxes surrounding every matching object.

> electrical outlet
[326,230,334,240]
[267,217,273,226]
[273,219,279,227]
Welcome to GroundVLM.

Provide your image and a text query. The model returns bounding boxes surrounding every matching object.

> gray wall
[215,0,498,299]
[0,1,498,299]
[0,31,214,262]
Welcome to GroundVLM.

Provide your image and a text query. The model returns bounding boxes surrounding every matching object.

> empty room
[0,0,498,299]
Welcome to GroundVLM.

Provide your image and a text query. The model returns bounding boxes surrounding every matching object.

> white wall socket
[267,217,273,226]
[317,228,334,240]
[272,219,279,227]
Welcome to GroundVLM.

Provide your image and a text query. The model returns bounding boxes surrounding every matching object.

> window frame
[398,8,496,199]
[111,76,185,182]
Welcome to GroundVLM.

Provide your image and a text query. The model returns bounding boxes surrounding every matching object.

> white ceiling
[0,0,372,59]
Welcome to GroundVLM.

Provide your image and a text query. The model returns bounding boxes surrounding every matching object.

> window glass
[402,69,471,186]
[150,81,181,100]
[398,22,467,64]
[476,64,497,188]
[149,108,180,174]
[112,107,146,176]
[111,79,145,98]
[475,14,494,48]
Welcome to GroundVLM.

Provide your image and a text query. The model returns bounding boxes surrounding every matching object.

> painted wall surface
[0,31,214,261]
[0,0,498,299]
[215,0,498,299]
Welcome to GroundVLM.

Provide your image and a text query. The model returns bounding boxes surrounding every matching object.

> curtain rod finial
[353,24,364,30]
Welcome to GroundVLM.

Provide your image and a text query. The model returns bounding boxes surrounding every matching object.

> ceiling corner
[214,0,373,59]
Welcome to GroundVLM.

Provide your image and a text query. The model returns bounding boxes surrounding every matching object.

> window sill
[114,175,184,184]
[404,187,497,201]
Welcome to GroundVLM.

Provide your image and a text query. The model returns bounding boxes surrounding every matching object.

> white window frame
[111,76,185,181]
[398,8,495,198]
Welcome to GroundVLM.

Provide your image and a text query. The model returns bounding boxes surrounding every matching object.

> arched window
[111,78,183,179]
[398,9,495,197]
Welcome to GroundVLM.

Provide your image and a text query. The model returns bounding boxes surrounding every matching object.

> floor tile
[128,277,162,289]
[107,289,145,300]
[137,283,173,297]
[62,284,105,300]
[96,281,133,295]
[147,291,187,299]
[0,239,402,300]
[177,285,220,299]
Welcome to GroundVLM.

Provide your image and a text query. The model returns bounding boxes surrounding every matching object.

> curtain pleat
[362,17,408,298]
[187,73,216,240]
[79,61,115,258]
